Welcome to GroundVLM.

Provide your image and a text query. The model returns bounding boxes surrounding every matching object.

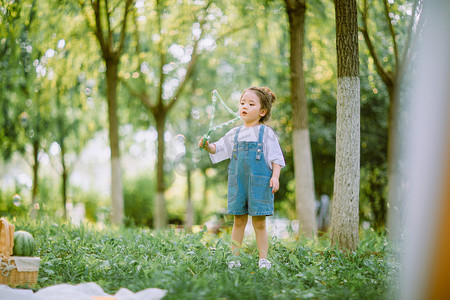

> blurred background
[0,0,418,233]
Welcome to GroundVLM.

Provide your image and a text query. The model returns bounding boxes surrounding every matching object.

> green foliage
[360,165,388,231]
[359,49,390,231]
[0,188,28,218]
[13,219,398,298]
[70,188,110,224]
[36,177,60,215]
[0,0,401,230]
[123,175,155,227]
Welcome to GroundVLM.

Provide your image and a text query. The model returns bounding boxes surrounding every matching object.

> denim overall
[227,125,274,216]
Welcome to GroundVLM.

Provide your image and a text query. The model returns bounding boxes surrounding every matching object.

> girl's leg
[231,214,248,256]
[252,215,268,259]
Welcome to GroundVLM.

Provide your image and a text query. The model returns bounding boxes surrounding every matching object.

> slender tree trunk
[185,168,194,229]
[285,0,317,238]
[83,0,133,226]
[56,79,68,220]
[185,103,194,229]
[106,61,124,225]
[331,0,360,251]
[30,139,39,218]
[201,168,209,219]
[386,83,399,225]
[154,112,167,229]
[60,140,68,220]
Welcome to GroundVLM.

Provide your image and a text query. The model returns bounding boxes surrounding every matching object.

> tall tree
[79,0,134,225]
[122,0,209,228]
[0,0,23,161]
[121,0,248,228]
[11,0,53,218]
[51,69,98,220]
[359,0,423,227]
[330,0,360,251]
[284,0,317,237]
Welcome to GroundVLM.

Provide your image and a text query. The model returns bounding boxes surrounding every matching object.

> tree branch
[131,5,148,88]
[120,78,153,111]
[360,0,393,86]
[24,0,37,32]
[91,0,108,56]
[166,1,212,111]
[78,0,98,41]
[398,0,420,80]
[105,0,113,50]
[166,37,200,112]
[132,5,143,66]
[116,0,134,58]
[156,0,165,113]
[215,23,252,43]
[383,0,399,73]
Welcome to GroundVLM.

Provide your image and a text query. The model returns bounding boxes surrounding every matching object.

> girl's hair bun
[260,87,277,104]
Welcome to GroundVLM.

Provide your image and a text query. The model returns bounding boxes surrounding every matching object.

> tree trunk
[185,168,194,229]
[61,140,68,220]
[106,61,124,226]
[386,83,399,229]
[154,112,167,229]
[285,0,317,238]
[85,0,133,226]
[30,139,39,218]
[185,105,194,229]
[201,168,209,219]
[331,0,360,251]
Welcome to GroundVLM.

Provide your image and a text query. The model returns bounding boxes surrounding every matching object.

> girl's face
[239,91,267,127]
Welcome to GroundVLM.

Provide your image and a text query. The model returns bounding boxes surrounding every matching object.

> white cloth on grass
[0,282,167,300]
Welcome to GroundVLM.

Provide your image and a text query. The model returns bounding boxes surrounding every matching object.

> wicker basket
[0,256,39,287]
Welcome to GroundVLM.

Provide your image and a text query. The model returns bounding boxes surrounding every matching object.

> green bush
[36,176,60,218]
[360,165,388,232]
[70,187,110,223]
[123,174,155,227]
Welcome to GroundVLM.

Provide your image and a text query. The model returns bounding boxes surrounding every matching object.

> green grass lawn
[13,219,398,299]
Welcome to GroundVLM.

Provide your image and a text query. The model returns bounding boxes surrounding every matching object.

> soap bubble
[13,194,22,207]
[191,110,200,119]
[175,134,186,143]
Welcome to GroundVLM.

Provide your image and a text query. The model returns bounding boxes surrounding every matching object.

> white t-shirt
[209,125,286,170]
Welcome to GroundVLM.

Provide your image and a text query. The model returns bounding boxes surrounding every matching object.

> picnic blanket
[0,282,167,300]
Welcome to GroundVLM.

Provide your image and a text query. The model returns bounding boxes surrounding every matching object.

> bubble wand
[201,90,240,148]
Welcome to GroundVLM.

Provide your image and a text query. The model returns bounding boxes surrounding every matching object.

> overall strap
[256,125,265,160]
[232,126,242,160]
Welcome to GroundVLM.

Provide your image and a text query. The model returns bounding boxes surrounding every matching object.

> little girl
[199,86,285,269]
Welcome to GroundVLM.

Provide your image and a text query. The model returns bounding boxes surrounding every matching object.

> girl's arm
[270,163,281,193]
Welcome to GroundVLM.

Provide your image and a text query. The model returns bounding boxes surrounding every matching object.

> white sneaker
[258,258,271,269]
[228,260,241,269]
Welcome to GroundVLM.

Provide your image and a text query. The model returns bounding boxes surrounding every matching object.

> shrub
[123,174,155,227]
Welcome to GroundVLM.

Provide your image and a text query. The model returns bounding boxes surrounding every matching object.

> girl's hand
[198,138,216,154]
[198,137,208,149]
[270,177,279,193]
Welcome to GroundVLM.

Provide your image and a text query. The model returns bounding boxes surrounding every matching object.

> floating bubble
[19,112,29,127]
[13,194,22,207]
[175,134,186,143]
[191,110,200,119]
